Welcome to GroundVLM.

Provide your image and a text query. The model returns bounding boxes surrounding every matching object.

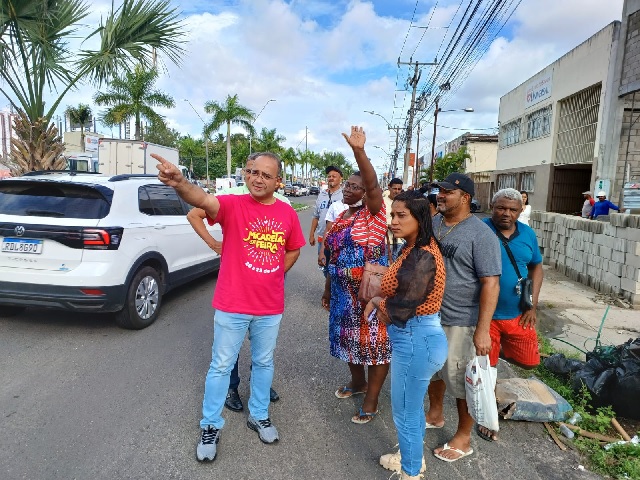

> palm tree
[65,104,92,152]
[0,0,184,174]
[94,66,175,140]
[204,95,254,178]
[254,128,286,154]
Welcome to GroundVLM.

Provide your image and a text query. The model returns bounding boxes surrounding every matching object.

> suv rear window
[0,181,112,219]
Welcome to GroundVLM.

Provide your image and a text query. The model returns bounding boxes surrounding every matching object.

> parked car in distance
[0,171,221,329]
[284,183,294,196]
[309,186,320,195]
[471,198,482,213]
[292,183,308,196]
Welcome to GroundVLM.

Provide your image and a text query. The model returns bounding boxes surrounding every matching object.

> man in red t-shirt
[155,152,305,462]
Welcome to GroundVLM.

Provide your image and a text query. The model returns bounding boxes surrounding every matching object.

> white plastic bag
[465,355,499,432]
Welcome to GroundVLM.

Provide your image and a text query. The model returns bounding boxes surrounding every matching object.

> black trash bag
[572,338,640,420]
[543,353,585,377]
[571,357,616,408]
[610,338,640,420]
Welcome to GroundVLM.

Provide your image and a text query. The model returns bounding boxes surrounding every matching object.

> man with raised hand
[154,152,305,462]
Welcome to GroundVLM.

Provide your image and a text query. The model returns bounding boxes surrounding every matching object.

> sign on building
[85,135,100,152]
[525,74,553,109]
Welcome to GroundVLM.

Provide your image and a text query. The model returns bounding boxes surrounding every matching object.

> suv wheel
[115,266,162,329]
[1,306,27,317]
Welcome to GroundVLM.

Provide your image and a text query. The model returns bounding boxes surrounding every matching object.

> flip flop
[433,443,474,463]
[476,424,498,442]
[351,408,378,424]
[426,421,444,429]
[335,385,366,399]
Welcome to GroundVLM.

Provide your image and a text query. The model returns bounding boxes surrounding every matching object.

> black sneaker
[269,387,280,403]
[196,426,220,461]
[224,388,244,412]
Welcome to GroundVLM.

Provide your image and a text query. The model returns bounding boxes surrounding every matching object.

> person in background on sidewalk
[581,191,595,218]
[426,173,501,462]
[187,153,288,412]
[590,191,622,219]
[518,191,531,225]
[384,178,405,259]
[309,165,343,256]
[479,188,543,442]
[155,152,305,462]
[317,198,348,269]
[321,126,391,425]
[365,191,448,480]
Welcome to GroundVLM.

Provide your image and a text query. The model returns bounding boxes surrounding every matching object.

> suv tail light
[82,228,123,250]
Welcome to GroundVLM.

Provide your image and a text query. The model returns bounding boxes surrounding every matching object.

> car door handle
[154,224,166,230]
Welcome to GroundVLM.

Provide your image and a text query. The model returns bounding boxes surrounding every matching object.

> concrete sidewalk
[537,265,639,358]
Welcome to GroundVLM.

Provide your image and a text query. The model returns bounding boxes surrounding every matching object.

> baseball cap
[325,165,343,176]
[432,173,475,196]
[596,191,606,197]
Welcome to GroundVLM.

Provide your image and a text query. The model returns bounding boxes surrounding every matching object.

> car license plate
[1,237,43,254]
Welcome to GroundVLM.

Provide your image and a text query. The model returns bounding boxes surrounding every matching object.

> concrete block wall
[530,212,640,306]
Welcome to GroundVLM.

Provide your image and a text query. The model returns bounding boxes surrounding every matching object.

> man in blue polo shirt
[589,191,621,219]
[480,188,543,442]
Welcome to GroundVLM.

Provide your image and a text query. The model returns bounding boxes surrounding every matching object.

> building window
[526,105,552,140]
[497,173,517,190]
[499,119,521,147]
[520,172,535,192]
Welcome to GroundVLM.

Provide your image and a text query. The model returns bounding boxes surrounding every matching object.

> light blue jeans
[200,310,282,429]
[388,314,448,476]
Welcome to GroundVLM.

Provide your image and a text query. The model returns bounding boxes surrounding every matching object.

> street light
[364,110,392,128]
[249,99,276,154]
[183,99,209,186]
[429,103,474,182]
[365,111,401,179]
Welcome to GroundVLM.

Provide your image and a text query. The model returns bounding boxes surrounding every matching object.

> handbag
[357,214,392,303]
[493,227,534,311]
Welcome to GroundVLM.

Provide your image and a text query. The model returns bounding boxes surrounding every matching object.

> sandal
[351,407,378,424]
[335,385,366,399]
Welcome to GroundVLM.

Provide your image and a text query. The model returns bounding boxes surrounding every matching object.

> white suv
[0,172,220,329]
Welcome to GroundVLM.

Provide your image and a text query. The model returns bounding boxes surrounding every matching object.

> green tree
[254,128,285,154]
[280,147,297,183]
[143,121,180,147]
[64,103,92,152]
[321,151,354,178]
[0,0,185,174]
[94,65,175,140]
[204,94,254,178]
[432,147,470,181]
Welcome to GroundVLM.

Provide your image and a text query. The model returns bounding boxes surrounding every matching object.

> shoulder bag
[357,212,392,303]
[494,228,534,311]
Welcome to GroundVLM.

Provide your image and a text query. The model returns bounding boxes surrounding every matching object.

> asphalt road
[0,196,602,480]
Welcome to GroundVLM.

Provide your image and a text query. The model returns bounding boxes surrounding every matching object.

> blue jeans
[200,310,282,429]
[388,314,448,476]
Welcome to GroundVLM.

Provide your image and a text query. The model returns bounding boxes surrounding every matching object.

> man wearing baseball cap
[309,165,343,257]
[589,191,622,219]
[426,172,501,462]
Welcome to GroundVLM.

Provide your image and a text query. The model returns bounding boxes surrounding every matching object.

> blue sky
[2,0,625,173]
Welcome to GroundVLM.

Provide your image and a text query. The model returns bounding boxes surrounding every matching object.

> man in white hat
[581,191,594,218]
[589,191,622,219]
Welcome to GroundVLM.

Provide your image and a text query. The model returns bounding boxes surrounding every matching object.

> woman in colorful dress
[365,190,447,480]
[321,125,390,424]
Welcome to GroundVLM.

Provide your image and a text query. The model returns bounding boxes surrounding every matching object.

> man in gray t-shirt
[426,173,501,464]
[309,165,343,254]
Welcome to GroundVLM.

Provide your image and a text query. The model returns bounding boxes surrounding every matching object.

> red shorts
[489,316,540,367]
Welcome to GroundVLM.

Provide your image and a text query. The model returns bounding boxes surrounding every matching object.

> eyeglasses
[342,181,364,192]
[247,169,276,181]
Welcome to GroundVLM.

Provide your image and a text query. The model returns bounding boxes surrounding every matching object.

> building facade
[494,22,621,214]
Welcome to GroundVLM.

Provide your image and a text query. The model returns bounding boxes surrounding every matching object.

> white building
[494,21,621,213]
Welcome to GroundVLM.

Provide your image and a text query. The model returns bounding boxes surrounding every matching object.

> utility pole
[397,57,437,184]
[389,126,402,179]
[430,96,440,183]
[414,121,421,187]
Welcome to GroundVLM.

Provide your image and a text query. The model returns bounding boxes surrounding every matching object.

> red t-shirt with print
[207,194,306,315]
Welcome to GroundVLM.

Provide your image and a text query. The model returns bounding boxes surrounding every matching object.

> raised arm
[153,153,221,222]
[342,126,382,215]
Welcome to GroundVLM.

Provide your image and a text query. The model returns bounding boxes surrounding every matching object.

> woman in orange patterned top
[364,190,447,480]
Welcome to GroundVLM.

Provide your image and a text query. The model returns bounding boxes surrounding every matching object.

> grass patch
[291,202,308,212]
[532,334,640,479]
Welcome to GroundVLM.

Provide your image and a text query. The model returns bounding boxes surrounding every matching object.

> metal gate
[555,84,601,165]
[550,166,593,214]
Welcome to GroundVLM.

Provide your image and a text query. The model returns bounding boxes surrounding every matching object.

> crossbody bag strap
[493,227,524,280]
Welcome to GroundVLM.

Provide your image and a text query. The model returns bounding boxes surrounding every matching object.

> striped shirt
[336,203,387,248]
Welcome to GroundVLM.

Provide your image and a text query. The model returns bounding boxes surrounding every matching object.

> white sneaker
[379,450,426,473]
